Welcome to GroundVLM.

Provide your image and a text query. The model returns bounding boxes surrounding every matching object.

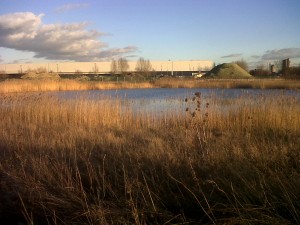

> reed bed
[153,77,300,89]
[0,78,300,94]
[0,91,299,224]
[0,79,155,93]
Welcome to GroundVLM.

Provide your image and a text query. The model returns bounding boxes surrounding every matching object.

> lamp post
[168,59,173,76]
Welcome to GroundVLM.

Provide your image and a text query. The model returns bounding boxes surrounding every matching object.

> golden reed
[1,78,300,93]
[0,86,299,224]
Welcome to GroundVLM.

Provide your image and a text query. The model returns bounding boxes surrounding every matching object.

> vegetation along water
[0,85,299,224]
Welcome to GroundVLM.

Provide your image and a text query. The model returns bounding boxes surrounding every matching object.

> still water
[50,88,300,115]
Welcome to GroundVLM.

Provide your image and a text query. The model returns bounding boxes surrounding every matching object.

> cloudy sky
[0,0,300,67]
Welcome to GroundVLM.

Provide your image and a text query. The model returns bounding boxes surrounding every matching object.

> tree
[274,60,282,73]
[135,57,153,77]
[233,59,249,72]
[118,57,129,75]
[111,58,129,75]
[249,64,269,77]
[111,59,118,75]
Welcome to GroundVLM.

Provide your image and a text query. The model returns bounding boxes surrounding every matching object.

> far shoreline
[0,78,300,94]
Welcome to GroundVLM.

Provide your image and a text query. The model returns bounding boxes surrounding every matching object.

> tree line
[233,59,300,78]
[111,57,153,77]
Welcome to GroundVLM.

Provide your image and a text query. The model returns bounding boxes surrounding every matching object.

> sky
[0,0,300,68]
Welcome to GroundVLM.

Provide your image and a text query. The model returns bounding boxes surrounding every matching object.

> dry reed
[153,77,300,89]
[0,79,155,93]
[1,78,300,94]
[0,90,299,224]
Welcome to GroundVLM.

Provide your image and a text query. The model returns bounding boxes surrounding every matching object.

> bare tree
[118,57,129,75]
[111,58,129,75]
[111,59,118,75]
[233,59,249,71]
[135,57,153,77]
[274,60,282,73]
[250,64,269,76]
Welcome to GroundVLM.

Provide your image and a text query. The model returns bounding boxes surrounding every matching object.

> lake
[48,88,300,116]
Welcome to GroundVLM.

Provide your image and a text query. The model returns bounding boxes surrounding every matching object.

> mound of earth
[21,72,60,80]
[203,63,252,79]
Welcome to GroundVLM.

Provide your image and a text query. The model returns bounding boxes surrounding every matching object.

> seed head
[195,92,201,97]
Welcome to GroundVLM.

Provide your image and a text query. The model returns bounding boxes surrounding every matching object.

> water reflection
[48,88,300,116]
[1,88,298,115]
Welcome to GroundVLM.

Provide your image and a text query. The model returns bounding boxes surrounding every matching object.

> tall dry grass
[1,78,300,94]
[153,77,300,89]
[0,79,155,93]
[0,91,299,224]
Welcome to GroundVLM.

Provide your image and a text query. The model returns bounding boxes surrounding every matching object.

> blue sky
[0,0,300,68]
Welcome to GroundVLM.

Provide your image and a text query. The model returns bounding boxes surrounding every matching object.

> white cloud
[0,55,3,63]
[55,3,89,13]
[0,12,44,31]
[221,53,242,58]
[261,48,300,60]
[0,12,138,61]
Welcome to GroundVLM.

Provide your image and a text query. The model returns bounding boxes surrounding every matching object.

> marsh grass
[1,78,300,94]
[0,79,155,93]
[0,91,299,224]
[153,77,300,89]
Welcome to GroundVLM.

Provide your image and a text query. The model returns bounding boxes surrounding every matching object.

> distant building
[270,64,275,73]
[282,58,290,76]
[0,60,214,76]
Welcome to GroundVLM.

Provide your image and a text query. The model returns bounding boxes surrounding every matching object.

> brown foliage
[0,91,299,224]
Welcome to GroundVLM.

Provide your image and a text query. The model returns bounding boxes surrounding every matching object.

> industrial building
[0,60,214,76]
